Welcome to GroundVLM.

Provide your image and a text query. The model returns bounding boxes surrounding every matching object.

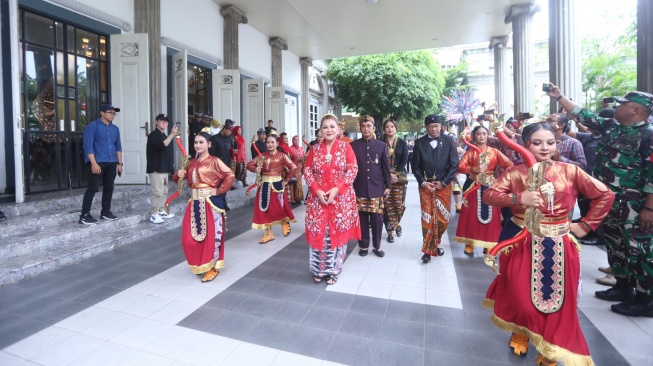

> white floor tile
[121,295,173,318]
[55,306,115,332]
[81,312,142,340]
[67,341,139,366]
[0,351,27,366]
[176,334,240,365]
[4,326,76,360]
[219,342,280,366]
[325,276,362,295]
[390,285,425,303]
[271,351,323,366]
[393,272,427,288]
[148,300,202,324]
[128,277,170,294]
[141,326,204,359]
[30,332,104,366]
[357,280,393,299]
[122,351,174,366]
[111,318,173,349]
[150,280,197,299]
[364,268,396,284]
[425,289,463,309]
[95,290,148,311]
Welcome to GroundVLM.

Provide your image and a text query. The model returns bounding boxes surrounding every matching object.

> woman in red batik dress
[482,122,613,366]
[304,114,360,285]
[290,135,306,205]
[454,125,513,255]
[247,134,297,244]
[232,126,248,186]
[175,131,235,282]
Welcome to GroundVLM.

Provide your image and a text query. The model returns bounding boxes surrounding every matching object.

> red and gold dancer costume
[232,126,248,186]
[175,156,235,278]
[454,145,512,253]
[290,136,306,204]
[304,138,360,279]
[482,125,614,366]
[246,149,297,243]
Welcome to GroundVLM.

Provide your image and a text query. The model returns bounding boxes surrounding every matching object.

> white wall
[282,50,300,93]
[73,0,134,30]
[239,24,270,80]
[0,4,5,192]
[160,0,223,61]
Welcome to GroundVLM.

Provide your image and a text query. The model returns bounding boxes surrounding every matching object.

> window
[309,104,319,140]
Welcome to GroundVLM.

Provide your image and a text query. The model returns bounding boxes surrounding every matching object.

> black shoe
[436,248,445,256]
[100,211,118,221]
[0,210,6,222]
[580,237,601,245]
[396,225,402,237]
[387,233,394,243]
[611,293,653,317]
[359,249,368,256]
[595,285,634,302]
[421,254,431,263]
[373,249,385,257]
[79,213,98,225]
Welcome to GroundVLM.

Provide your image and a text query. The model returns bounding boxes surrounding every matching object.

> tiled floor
[0,178,650,365]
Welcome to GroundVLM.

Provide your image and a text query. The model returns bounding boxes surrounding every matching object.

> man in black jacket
[146,114,178,224]
[411,114,459,263]
[251,128,266,158]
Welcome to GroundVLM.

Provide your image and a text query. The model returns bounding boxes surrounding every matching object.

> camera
[602,97,615,104]
[542,83,551,93]
[519,112,534,120]
[174,122,181,129]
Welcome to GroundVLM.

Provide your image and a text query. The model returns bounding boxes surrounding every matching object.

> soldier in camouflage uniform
[550,84,653,317]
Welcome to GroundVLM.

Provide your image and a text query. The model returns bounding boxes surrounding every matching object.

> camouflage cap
[614,91,653,111]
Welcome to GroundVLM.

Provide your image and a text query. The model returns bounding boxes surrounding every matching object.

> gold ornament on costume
[201,127,211,134]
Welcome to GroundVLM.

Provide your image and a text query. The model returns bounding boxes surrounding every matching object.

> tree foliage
[441,60,474,96]
[326,51,445,121]
[581,10,636,111]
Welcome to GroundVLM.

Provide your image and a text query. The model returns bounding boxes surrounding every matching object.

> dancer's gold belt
[512,215,570,237]
[191,187,213,200]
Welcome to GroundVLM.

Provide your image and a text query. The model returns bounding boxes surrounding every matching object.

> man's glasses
[103,111,117,116]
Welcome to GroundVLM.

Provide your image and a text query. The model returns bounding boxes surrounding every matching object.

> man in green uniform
[550,83,653,317]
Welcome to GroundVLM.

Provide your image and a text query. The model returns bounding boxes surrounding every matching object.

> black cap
[257,128,266,134]
[155,114,169,121]
[224,119,235,130]
[194,112,203,118]
[203,114,213,120]
[424,114,443,125]
[100,103,120,112]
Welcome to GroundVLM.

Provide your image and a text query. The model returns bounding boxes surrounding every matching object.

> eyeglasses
[103,111,117,116]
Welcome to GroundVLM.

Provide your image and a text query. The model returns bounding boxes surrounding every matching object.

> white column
[506,3,540,117]
[269,37,288,87]
[638,0,653,92]
[490,36,511,116]
[135,0,161,123]
[549,0,580,113]
[300,57,312,141]
[220,5,247,70]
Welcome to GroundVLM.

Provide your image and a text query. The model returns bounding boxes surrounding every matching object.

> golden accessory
[325,153,332,163]
[201,126,211,134]
[191,187,213,200]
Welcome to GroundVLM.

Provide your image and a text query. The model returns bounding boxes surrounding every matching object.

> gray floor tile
[0,317,48,349]
[253,281,293,299]
[204,291,249,311]
[424,324,475,355]
[281,286,323,305]
[178,307,230,332]
[372,340,424,366]
[274,248,303,260]
[380,318,425,348]
[29,300,90,325]
[235,295,277,317]
[424,349,506,366]
[315,291,355,311]
[228,278,265,294]
[210,311,261,339]
[282,258,310,273]
[301,307,347,332]
[245,266,280,281]
[16,295,70,319]
[349,295,389,316]
[326,333,373,366]
[70,285,121,305]
[386,301,425,323]
[51,280,104,301]
[259,257,292,270]
[264,301,311,324]
[244,319,297,349]
[338,312,384,339]
[457,278,490,295]
[281,325,335,360]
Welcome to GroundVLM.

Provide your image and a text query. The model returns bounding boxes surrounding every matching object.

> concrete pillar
[269,37,288,87]
[490,36,511,116]
[220,5,247,70]
[300,57,312,140]
[505,3,540,117]
[134,0,161,122]
[638,0,653,92]
[549,0,580,113]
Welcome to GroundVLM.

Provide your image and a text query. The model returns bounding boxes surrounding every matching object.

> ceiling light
[367,0,378,4]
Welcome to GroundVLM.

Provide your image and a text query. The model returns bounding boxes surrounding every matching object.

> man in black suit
[411,114,459,263]
[351,115,392,257]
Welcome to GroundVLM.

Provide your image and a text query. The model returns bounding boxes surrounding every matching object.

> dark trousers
[359,211,383,250]
[82,162,118,215]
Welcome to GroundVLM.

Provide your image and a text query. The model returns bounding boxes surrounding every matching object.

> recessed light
[350,47,355,50]
[367,0,378,4]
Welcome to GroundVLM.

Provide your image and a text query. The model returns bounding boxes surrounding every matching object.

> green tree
[326,51,445,127]
[581,11,636,111]
[441,60,474,96]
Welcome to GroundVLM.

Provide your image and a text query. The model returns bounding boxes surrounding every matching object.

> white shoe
[158,210,175,219]
[596,274,617,286]
[150,214,164,224]
[598,266,612,274]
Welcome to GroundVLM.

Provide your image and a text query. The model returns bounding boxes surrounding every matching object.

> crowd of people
[72,81,653,366]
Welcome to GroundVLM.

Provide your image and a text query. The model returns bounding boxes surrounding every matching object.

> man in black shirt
[252,128,266,158]
[210,119,235,167]
[188,112,204,157]
[146,114,179,224]
[265,119,277,135]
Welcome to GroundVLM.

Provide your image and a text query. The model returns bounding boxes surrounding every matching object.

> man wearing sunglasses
[79,103,123,225]
[549,83,653,318]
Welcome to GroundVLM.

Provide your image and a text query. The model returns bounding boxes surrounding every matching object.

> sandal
[282,222,291,236]
[326,275,338,285]
[314,276,323,283]
[396,225,402,237]
[535,354,556,366]
[464,244,474,255]
[509,332,529,357]
[201,268,219,283]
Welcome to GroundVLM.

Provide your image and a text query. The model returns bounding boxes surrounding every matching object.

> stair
[0,175,255,287]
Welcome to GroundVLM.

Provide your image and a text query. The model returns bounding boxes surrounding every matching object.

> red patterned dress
[304,139,360,277]
[175,156,235,274]
[482,162,613,366]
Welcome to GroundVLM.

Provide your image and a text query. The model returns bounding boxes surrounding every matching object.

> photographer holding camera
[146,113,179,224]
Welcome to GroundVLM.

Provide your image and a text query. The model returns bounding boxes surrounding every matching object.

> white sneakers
[150,210,175,224]
[150,214,164,224]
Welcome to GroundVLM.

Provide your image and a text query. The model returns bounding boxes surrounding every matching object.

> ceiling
[214,0,530,60]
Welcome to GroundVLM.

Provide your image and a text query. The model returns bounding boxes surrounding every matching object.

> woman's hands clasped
[316,187,339,205]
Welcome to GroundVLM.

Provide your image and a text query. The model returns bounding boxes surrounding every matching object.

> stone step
[0,217,184,286]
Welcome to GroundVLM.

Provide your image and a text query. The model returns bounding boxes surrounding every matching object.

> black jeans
[82,162,118,215]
